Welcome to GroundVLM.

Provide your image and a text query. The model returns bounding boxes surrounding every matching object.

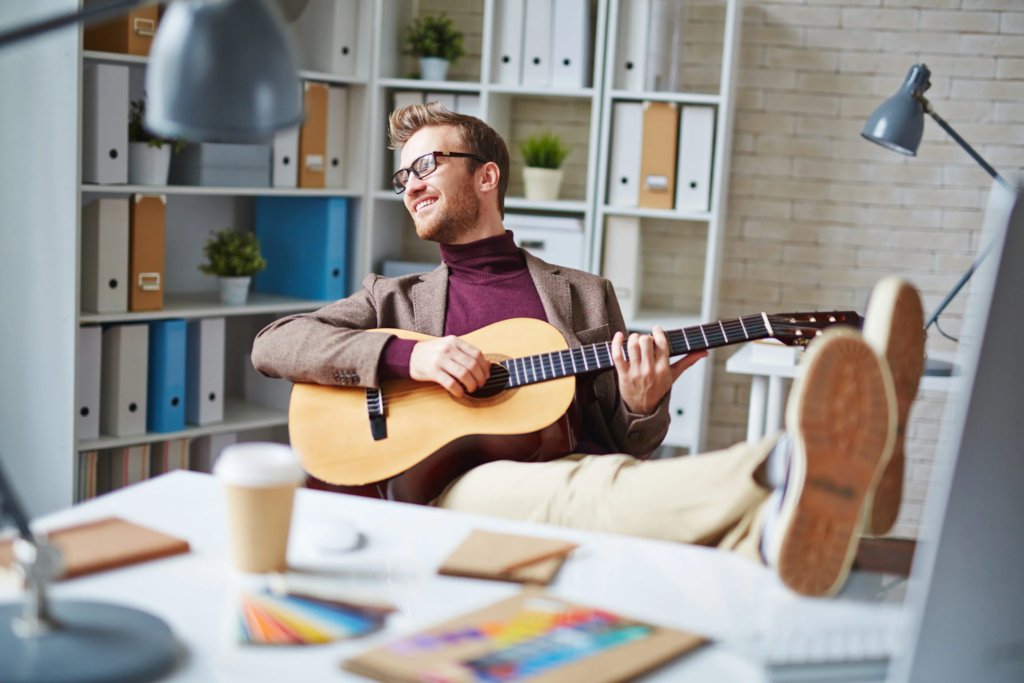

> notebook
[344,591,706,683]
[0,517,189,581]
[438,530,578,585]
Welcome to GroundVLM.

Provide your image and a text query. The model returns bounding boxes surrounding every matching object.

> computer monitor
[891,180,1024,683]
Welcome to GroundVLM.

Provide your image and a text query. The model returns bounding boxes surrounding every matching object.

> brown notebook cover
[129,194,165,311]
[84,6,160,56]
[639,101,680,209]
[299,82,329,189]
[344,590,706,683]
[438,531,578,585]
[0,517,189,581]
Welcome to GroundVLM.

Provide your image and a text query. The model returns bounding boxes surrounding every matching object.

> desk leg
[747,375,768,444]
[766,375,787,435]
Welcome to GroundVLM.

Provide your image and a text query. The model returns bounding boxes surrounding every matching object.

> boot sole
[861,278,926,537]
[773,329,896,597]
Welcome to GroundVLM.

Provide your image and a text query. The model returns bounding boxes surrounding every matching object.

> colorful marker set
[237,591,387,646]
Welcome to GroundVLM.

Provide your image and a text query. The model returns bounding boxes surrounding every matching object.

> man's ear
[478,161,501,193]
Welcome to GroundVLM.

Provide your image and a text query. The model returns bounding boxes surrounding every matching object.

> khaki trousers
[433,433,781,563]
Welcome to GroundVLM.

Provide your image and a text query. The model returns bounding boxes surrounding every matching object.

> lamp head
[144,0,304,144]
[861,64,932,156]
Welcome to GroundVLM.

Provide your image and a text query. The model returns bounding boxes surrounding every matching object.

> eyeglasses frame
[391,151,489,194]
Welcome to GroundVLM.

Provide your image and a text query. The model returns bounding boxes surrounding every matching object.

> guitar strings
[368,319,818,406]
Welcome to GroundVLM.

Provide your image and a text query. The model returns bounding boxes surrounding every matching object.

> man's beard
[413,175,481,244]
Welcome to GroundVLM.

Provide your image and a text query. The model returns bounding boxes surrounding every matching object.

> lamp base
[0,601,178,683]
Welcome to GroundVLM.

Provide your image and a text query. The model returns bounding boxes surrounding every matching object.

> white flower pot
[522,167,564,202]
[128,142,172,185]
[419,57,450,82]
[219,276,252,306]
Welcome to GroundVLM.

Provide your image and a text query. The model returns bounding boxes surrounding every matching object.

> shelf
[77,399,288,451]
[600,205,714,222]
[377,77,483,93]
[79,292,330,324]
[80,184,363,197]
[608,90,720,106]
[487,84,595,99]
[82,51,368,85]
[504,197,588,213]
[625,310,702,333]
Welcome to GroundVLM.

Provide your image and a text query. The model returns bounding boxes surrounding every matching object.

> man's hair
[388,102,510,218]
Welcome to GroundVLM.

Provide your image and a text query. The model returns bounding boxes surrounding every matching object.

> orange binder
[83,6,160,56]
[638,101,680,209]
[299,82,329,189]
[129,194,166,311]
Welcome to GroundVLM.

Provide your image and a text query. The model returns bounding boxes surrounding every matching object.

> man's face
[400,126,481,244]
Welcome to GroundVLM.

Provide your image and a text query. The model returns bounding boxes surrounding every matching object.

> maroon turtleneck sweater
[379,230,548,379]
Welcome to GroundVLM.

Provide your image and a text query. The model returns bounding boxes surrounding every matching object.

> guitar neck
[500,313,773,388]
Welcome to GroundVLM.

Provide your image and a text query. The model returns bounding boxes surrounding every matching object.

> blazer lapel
[411,263,449,336]
[524,251,576,347]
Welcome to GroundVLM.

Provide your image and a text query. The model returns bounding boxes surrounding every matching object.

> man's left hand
[611,326,708,416]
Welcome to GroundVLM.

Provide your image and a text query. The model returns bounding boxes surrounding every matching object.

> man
[252,103,926,597]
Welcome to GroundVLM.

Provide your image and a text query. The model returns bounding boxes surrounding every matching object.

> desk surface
[0,472,905,682]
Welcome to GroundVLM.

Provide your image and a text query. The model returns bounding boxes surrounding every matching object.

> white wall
[0,1,80,516]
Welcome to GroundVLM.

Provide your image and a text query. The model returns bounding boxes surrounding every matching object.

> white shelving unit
[593,0,743,453]
[360,0,610,276]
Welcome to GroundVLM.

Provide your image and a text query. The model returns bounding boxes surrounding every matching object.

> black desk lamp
[0,456,178,683]
[862,64,1016,375]
[0,0,304,142]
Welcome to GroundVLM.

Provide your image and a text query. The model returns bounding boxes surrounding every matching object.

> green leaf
[404,13,466,64]
[198,228,267,278]
[519,132,571,169]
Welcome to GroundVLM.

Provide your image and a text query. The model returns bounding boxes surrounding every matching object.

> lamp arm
[0,0,151,50]
[916,93,1014,193]
[924,241,998,331]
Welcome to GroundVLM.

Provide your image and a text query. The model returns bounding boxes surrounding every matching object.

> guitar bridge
[366,388,387,441]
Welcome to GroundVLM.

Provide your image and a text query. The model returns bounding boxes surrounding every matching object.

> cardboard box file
[84,5,159,56]
[129,194,166,311]
[299,82,329,188]
[638,101,679,209]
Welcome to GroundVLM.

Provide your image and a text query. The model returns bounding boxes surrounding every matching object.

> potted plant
[128,97,184,185]
[519,132,571,201]
[199,228,267,306]
[405,13,466,81]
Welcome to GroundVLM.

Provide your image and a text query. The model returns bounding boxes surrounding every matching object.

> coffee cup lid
[214,443,305,487]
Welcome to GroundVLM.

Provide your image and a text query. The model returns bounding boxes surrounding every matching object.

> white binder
[82,64,128,185]
[615,0,650,92]
[77,326,102,441]
[602,216,642,322]
[325,86,349,188]
[186,317,225,426]
[288,0,359,75]
[645,0,681,92]
[425,92,458,112]
[494,0,526,85]
[80,198,129,313]
[551,0,590,89]
[455,94,481,118]
[392,91,425,173]
[521,0,553,88]
[675,105,715,212]
[101,324,149,437]
[607,102,644,206]
[244,361,293,413]
[272,125,300,188]
[190,432,237,473]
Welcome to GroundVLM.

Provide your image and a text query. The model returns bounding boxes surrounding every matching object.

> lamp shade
[861,64,931,156]
[145,0,303,143]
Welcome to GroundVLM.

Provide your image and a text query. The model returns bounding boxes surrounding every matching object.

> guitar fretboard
[498,314,772,388]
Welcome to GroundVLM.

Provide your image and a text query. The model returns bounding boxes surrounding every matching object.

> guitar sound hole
[468,364,510,399]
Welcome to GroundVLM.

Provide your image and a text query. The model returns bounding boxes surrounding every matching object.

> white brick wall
[688,0,1024,539]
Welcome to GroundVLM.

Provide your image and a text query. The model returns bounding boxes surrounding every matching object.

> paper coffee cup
[214,443,305,573]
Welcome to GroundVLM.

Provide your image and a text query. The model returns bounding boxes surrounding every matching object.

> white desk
[0,472,904,682]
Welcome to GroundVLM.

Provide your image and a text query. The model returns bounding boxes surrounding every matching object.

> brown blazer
[251,251,671,457]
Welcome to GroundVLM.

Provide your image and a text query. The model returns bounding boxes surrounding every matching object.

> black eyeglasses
[391,151,488,194]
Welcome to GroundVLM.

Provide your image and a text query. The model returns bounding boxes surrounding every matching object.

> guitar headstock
[766,311,862,346]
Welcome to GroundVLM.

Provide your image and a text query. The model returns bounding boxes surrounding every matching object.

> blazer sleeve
[250,274,395,388]
[602,279,672,457]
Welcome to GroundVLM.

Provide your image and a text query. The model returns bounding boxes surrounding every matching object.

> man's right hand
[409,336,490,397]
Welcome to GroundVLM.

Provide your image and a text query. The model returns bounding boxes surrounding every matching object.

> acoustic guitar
[290,311,861,504]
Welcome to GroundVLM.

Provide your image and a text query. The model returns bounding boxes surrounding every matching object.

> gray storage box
[169,143,272,187]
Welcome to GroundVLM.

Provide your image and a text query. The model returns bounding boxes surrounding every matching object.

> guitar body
[289,318,578,502]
